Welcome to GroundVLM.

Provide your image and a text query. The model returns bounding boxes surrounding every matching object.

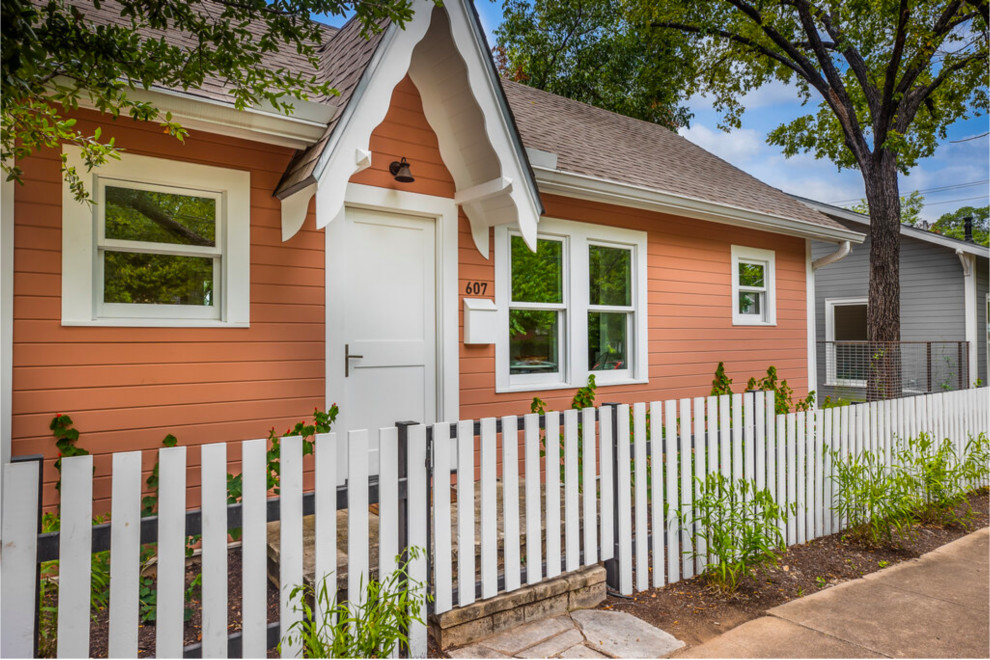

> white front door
[327,206,438,476]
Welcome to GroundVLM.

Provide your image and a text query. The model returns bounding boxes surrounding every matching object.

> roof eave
[536,167,866,244]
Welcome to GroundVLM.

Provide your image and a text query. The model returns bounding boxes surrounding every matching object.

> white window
[825,297,868,387]
[495,218,648,392]
[731,245,776,325]
[61,147,250,327]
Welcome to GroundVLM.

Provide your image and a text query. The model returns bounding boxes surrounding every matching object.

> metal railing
[818,341,970,400]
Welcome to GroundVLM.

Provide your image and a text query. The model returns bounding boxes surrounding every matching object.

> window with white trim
[731,245,776,325]
[496,218,648,392]
[61,147,250,327]
[825,298,868,387]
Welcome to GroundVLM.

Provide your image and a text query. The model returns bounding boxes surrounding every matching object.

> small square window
[61,147,250,327]
[731,246,776,326]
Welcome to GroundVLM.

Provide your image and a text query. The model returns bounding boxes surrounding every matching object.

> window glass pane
[738,261,765,288]
[105,186,216,247]
[589,245,631,306]
[588,312,628,371]
[509,309,559,375]
[104,252,214,305]
[511,236,562,304]
[834,304,868,341]
[738,291,762,316]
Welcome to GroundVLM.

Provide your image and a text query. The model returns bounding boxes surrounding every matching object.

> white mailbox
[463,298,497,345]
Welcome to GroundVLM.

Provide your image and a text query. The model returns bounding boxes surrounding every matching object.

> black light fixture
[389,157,415,183]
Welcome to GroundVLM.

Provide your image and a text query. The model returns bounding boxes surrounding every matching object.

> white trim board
[805,240,817,401]
[326,182,460,425]
[1,169,13,532]
[731,245,777,326]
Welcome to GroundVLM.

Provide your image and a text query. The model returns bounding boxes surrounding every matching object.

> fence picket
[316,433,339,630]
[281,436,304,659]
[664,400,680,585]
[598,407,614,564]
[457,419,477,604]
[755,391,766,494]
[633,402,648,591]
[693,396,707,575]
[786,413,797,546]
[407,425,428,658]
[59,455,94,659]
[796,411,807,545]
[108,451,142,659]
[545,412,562,580]
[1,461,40,658]
[501,416,521,591]
[775,413,786,539]
[525,414,545,580]
[743,393,755,495]
[431,424,453,614]
[563,409,580,573]
[731,393,743,488]
[814,410,824,539]
[582,407,598,566]
[615,405,633,594]
[480,417,498,599]
[201,442,228,658]
[345,429,369,621]
[241,438,268,658]
[719,394,731,478]
[823,408,833,537]
[708,396,719,477]
[650,401,665,588]
[155,447,187,659]
[679,398,694,580]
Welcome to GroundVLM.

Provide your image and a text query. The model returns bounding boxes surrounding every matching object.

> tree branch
[893,0,967,101]
[876,0,910,139]
[649,20,808,74]
[105,187,214,247]
[897,50,989,131]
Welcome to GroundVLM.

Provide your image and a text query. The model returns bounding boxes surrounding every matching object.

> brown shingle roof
[501,79,845,231]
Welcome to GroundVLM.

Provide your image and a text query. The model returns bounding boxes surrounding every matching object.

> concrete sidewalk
[678,527,990,659]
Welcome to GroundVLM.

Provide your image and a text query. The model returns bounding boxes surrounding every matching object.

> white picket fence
[1,388,987,658]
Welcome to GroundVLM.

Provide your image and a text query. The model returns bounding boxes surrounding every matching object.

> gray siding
[811,218,970,399]
[978,256,989,384]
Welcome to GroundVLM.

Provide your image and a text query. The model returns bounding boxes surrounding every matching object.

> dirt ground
[599,490,989,649]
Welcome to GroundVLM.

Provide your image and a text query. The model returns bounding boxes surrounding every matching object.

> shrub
[961,432,990,492]
[830,448,914,547]
[679,473,791,593]
[280,547,430,658]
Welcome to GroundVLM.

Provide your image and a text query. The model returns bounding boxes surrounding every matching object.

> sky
[324,0,990,222]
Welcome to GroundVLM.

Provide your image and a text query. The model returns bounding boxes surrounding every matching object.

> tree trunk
[864,154,902,401]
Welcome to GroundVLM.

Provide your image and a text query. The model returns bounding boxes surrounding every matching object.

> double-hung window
[731,245,776,325]
[61,147,250,326]
[496,218,647,392]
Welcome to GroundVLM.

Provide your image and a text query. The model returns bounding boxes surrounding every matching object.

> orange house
[1,0,864,509]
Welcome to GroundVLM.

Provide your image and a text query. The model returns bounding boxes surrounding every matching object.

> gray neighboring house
[797,197,989,401]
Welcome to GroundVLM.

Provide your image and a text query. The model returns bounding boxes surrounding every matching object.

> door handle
[345,343,364,378]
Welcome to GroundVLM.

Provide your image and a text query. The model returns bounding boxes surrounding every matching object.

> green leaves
[2,0,417,201]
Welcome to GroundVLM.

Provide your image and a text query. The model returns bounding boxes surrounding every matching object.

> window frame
[730,245,777,326]
[824,297,868,387]
[495,217,648,393]
[61,146,250,327]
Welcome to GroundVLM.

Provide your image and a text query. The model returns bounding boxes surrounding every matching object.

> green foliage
[50,413,86,490]
[932,205,990,246]
[142,433,178,516]
[747,366,815,415]
[896,432,970,525]
[853,190,928,226]
[494,0,693,130]
[961,432,990,490]
[710,361,733,397]
[680,473,792,593]
[830,448,914,548]
[2,0,417,201]
[530,375,597,486]
[280,547,430,658]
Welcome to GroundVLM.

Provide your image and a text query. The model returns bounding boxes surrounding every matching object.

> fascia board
[535,166,866,244]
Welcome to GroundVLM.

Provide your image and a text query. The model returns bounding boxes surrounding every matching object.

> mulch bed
[599,490,989,648]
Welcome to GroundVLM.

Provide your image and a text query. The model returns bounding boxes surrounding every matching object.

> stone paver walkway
[677,527,990,658]
[447,610,685,659]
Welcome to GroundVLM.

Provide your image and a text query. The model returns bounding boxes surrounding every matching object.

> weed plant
[896,433,969,525]
[679,473,792,593]
[280,547,430,658]
[830,448,914,547]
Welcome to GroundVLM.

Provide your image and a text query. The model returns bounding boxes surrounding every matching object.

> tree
[932,204,990,244]
[494,0,693,130]
[1,0,416,201]
[635,0,987,398]
[852,190,926,226]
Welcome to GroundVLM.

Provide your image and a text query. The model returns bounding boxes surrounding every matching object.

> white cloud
[677,124,764,164]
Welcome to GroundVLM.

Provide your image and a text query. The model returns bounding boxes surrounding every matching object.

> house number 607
[464,282,488,295]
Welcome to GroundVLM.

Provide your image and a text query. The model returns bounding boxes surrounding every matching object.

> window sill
[62,319,250,328]
[497,376,649,395]
[825,379,866,388]
[732,318,777,327]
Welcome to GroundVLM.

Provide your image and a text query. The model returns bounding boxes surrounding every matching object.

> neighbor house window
[825,298,868,387]
[731,245,776,325]
[496,218,647,392]
[61,147,250,326]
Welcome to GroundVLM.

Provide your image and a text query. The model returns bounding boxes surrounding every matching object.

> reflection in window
[509,236,565,376]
